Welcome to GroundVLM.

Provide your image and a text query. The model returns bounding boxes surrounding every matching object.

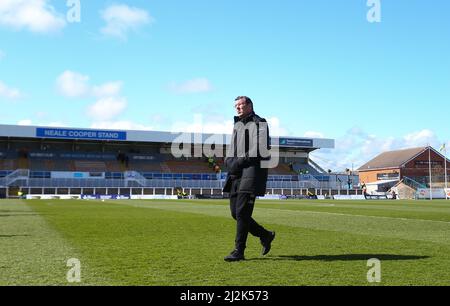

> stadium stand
[29,159,49,171]
[105,160,124,172]
[164,160,214,173]
[0,124,358,198]
[53,159,72,171]
[268,164,296,175]
[291,162,321,175]
[74,161,107,172]
[0,159,17,171]
[129,161,164,172]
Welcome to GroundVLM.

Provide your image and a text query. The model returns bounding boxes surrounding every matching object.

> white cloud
[0,0,65,33]
[87,97,128,121]
[90,120,155,131]
[168,114,288,138]
[309,127,443,173]
[56,71,90,98]
[267,117,288,137]
[0,49,5,61]
[304,131,324,139]
[170,114,234,134]
[100,4,152,39]
[403,129,436,147]
[0,80,21,99]
[56,71,124,98]
[35,111,48,119]
[56,70,128,122]
[169,78,213,94]
[17,119,32,126]
[92,81,123,98]
[17,119,67,127]
[44,122,68,127]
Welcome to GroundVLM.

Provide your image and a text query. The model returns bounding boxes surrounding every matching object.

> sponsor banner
[81,195,98,200]
[51,171,105,179]
[364,194,389,200]
[333,195,367,200]
[416,188,447,199]
[29,152,55,159]
[257,195,288,200]
[59,153,116,160]
[26,195,81,200]
[36,128,126,141]
[132,155,157,161]
[131,195,179,200]
[273,138,313,148]
[125,171,138,179]
[377,173,400,181]
[81,194,131,200]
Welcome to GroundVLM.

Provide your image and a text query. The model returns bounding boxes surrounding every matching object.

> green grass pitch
[1,198,450,286]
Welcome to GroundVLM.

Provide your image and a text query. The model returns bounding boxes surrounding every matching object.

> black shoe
[224,250,245,262]
[261,231,276,256]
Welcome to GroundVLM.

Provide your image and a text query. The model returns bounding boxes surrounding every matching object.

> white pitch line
[259,207,450,225]
[114,200,450,225]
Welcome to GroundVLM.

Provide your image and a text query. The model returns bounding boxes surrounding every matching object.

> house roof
[358,147,428,171]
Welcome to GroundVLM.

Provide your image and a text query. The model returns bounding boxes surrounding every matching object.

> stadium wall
[5,186,365,199]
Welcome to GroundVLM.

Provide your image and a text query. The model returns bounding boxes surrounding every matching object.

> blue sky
[0,0,449,171]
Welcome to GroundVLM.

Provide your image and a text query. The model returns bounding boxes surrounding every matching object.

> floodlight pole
[429,146,433,201]
[445,145,448,190]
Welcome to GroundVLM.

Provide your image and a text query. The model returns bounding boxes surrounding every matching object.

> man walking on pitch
[222,96,276,262]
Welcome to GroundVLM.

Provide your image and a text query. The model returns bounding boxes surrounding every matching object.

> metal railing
[124,171,147,186]
[403,176,428,189]
[1,169,357,190]
[23,178,223,188]
[0,169,29,187]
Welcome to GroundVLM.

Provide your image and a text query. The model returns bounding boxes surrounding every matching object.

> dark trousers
[229,179,268,252]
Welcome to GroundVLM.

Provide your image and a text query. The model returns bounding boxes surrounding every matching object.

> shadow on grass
[247,254,430,262]
[0,210,26,212]
[0,214,41,217]
[0,234,31,238]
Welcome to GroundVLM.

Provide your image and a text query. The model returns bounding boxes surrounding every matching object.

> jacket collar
[234,111,256,124]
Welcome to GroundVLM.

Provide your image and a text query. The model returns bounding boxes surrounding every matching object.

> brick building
[358,146,450,191]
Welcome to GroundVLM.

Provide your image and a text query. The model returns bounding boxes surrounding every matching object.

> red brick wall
[403,149,450,177]
[359,148,450,183]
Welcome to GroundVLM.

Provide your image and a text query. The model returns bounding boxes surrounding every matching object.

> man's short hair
[235,96,253,106]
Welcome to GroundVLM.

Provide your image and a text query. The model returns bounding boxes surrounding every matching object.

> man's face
[234,98,252,118]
